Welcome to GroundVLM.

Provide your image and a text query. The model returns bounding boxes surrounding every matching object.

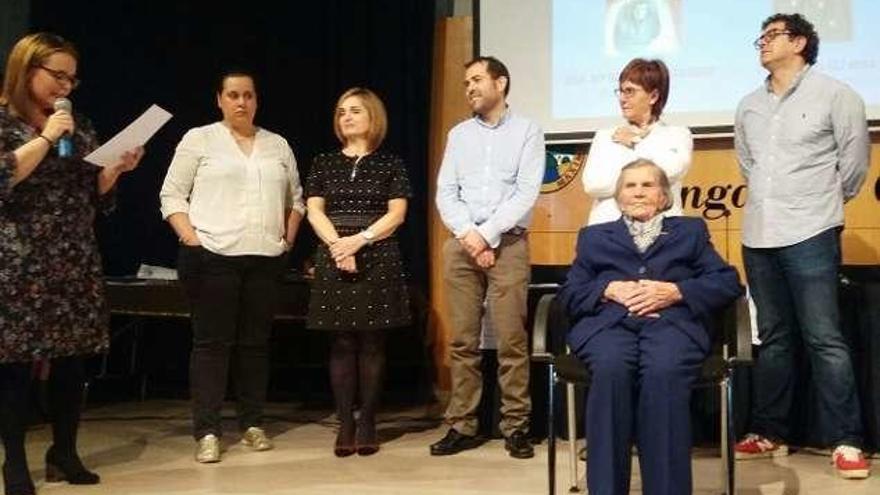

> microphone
[53,98,73,158]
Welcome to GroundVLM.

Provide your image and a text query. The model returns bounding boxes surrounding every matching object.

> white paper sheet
[84,104,172,167]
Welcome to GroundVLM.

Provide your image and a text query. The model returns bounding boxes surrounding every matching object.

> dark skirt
[307,228,411,331]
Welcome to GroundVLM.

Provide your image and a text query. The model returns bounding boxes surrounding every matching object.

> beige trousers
[442,234,531,436]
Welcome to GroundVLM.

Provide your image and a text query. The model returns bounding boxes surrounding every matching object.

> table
[105,275,309,320]
[95,275,310,399]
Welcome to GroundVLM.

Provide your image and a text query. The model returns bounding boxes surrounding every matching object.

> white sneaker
[195,434,220,463]
[241,427,273,451]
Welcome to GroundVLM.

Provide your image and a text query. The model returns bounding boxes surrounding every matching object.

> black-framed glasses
[753,30,793,49]
[38,65,80,89]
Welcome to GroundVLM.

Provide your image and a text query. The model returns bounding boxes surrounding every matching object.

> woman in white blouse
[159,71,305,464]
[582,58,692,225]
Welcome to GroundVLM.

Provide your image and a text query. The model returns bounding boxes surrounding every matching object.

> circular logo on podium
[541,151,585,194]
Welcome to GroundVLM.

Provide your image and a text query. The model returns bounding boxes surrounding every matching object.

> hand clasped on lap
[604,279,682,317]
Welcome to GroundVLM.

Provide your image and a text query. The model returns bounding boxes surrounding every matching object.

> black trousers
[177,246,285,440]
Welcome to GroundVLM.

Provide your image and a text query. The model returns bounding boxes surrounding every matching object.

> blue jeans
[743,227,863,447]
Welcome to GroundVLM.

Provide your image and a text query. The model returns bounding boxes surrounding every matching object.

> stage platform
[7,400,878,494]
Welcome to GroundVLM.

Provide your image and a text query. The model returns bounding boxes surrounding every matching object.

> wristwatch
[360,229,376,244]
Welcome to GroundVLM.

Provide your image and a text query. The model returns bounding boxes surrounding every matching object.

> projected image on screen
[775,0,851,41]
[605,0,681,57]
[540,0,880,133]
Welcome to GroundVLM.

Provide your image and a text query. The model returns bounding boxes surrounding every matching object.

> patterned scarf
[623,215,664,253]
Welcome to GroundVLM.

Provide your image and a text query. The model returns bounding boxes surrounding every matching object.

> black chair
[531,293,753,494]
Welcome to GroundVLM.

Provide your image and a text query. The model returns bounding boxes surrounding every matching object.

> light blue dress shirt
[435,110,545,248]
[735,66,870,248]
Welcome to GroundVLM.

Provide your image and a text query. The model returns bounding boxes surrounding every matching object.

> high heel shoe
[2,462,35,495]
[356,417,379,456]
[334,421,356,457]
[45,445,100,485]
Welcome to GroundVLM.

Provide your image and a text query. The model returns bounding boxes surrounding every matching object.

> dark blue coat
[559,216,743,355]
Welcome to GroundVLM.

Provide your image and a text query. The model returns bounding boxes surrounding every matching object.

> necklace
[349,154,362,181]
[343,147,368,181]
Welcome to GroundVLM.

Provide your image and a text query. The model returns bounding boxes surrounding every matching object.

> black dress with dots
[305,151,412,331]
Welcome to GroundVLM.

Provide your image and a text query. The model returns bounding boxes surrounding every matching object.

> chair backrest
[530,275,754,362]
[705,296,754,370]
[531,293,571,362]
[546,295,572,356]
[728,296,754,365]
[531,293,752,365]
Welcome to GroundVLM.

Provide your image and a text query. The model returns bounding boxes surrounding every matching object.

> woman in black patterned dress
[306,87,412,457]
[0,33,142,494]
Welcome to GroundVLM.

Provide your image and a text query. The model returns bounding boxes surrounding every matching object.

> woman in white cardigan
[582,58,693,225]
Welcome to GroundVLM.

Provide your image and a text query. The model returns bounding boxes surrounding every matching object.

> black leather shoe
[429,429,483,456]
[504,431,534,459]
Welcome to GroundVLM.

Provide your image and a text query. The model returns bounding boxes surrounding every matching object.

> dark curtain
[29,0,434,288]
[0,0,29,68]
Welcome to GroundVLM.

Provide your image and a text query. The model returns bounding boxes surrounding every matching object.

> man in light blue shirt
[431,56,545,459]
[733,13,871,479]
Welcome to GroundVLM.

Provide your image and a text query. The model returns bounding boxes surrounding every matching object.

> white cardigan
[582,122,693,225]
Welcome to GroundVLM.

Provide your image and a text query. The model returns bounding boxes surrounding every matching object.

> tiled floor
[5,400,878,494]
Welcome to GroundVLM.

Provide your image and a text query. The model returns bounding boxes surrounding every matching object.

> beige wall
[428,16,474,392]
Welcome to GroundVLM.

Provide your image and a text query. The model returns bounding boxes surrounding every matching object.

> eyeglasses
[38,65,80,89]
[753,30,793,49]
[614,87,643,99]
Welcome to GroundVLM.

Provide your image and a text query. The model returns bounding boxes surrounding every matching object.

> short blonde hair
[613,159,673,212]
[333,87,387,151]
[0,32,79,116]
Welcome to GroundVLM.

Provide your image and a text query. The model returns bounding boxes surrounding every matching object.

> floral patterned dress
[305,151,412,331]
[0,104,111,363]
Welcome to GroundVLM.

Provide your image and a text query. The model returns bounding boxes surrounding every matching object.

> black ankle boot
[45,445,99,485]
[2,462,35,495]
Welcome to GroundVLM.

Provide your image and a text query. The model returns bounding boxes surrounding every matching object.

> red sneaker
[832,445,870,479]
[734,433,789,460]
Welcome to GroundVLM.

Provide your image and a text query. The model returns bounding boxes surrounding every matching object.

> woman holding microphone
[0,32,143,494]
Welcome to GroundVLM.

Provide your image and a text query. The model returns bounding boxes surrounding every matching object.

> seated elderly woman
[558,159,743,495]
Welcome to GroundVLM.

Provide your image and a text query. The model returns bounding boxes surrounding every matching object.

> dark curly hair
[761,13,819,65]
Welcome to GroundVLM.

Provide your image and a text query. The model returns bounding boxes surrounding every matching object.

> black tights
[0,357,86,484]
[329,331,386,440]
